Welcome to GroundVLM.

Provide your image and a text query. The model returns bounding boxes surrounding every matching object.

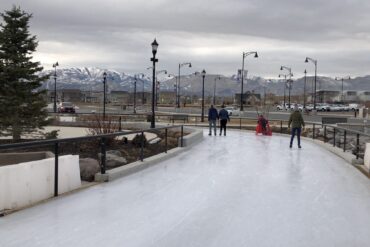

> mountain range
[40,67,370,97]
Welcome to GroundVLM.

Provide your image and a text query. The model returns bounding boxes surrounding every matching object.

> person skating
[218,105,230,136]
[258,115,267,133]
[288,104,305,148]
[208,105,219,136]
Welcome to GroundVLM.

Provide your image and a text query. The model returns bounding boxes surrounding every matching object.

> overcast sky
[1,0,370,78]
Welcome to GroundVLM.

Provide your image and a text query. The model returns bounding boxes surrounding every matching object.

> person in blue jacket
[208,105,219,136]
[218,105,230,136]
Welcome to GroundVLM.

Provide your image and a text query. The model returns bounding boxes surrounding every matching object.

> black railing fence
[52,112,369,160]
[0,125,184,197]
[2,112,368,199]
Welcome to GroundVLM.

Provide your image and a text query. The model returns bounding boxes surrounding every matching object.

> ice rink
[1,130,370,247]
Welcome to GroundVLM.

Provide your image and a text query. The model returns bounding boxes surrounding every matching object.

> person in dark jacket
[218,105,230,136]
[208,105,219,136]
[288,104,305,148]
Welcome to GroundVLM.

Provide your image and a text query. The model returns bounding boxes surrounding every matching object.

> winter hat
[294,104,299,111]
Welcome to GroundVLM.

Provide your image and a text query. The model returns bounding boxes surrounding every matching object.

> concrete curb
[95,127,203,182]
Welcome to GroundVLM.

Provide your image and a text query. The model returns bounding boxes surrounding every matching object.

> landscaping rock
[99,151,127,169]
[148,137,161,144]
[79,158,100,181]
[107,150,122,157]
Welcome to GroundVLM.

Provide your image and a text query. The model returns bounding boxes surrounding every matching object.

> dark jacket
[288,110,305,128]
[219,109,230,121]
[208,107,219,121]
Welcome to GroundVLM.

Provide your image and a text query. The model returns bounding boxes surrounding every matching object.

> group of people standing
[208,105,230,136]
[206,103,305,148]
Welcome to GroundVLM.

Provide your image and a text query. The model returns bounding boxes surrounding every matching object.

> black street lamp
[304,69,307,109]
[240,51,258,111]
[305,57,318,109]
[52,62,59,113]
[278,74,287,109]
[177,62,192,108]
[102,72,107,121]
[335,76,351,102]
[133,75,137,113]
[280,66,293,109]
[150,39,159,128]
[214,76,221,105]
[201,70,206,122]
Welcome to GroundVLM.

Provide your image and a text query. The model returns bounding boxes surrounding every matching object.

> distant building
[47,89,82,103]
[235,91,261,105]
[129,92,152,105]
[158,91,176,104]
[110,90,129,105]
[316,90,341,103]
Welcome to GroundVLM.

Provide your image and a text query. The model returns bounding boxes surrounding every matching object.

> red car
[57,102,76,113]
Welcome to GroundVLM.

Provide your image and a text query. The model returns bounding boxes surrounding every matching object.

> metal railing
[0,125,184,197]
[52,112,369,161]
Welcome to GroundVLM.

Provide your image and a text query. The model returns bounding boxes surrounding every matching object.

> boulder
[79,158,100,182]
[107,150,123,157]
[106,154,127,169]
[99,151,127,169]
[148,137,162,144]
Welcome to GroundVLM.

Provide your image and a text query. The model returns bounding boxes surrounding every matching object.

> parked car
[305,104,314,111]
[276,103,290,111]
[225,106,240,116]
[348,103,359,111]
[57,102,76,113]
[316,103,330,111]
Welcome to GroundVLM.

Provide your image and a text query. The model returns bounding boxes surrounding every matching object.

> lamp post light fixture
[102,72,107,121]
[52,62,59,113]
[305,57,318,109]
[150,39,159,128]
[335,76,351,102]
[240,51,258,111]
[177,62,192,108]
[200,69,206,122]
[280,66,293,109]
[214,75,221,105]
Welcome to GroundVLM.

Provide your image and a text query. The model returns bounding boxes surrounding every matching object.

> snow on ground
[1,130,370,246]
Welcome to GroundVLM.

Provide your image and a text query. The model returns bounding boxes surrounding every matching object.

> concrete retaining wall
[0,155,81,213]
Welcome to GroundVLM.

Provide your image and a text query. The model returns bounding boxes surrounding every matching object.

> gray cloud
[1,0,370,77]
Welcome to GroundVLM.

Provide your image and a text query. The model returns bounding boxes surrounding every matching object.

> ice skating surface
[1,130,370,247]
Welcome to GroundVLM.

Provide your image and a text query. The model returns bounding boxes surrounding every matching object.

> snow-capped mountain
[40,67,152,92]
[40,67,370,96]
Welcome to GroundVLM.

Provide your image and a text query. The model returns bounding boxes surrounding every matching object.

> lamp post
[150,39,159,128]
[177,62,192,108]
[133,75,137,113]
[335,76,351,102]
[278,74,287,109]
[200,70,206,122]
[214,76,221,105]
[305,57,318,109]
[280,66,293,109]
[102,72,107,121]
[155,70,167,106]
[304,69,307,109]
[52,62,59,113]
[240,51,258,111]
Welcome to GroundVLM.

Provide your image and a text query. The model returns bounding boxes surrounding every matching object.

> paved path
[1,130,370,246]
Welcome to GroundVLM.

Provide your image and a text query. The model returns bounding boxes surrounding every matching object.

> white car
[225,107,240,116]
